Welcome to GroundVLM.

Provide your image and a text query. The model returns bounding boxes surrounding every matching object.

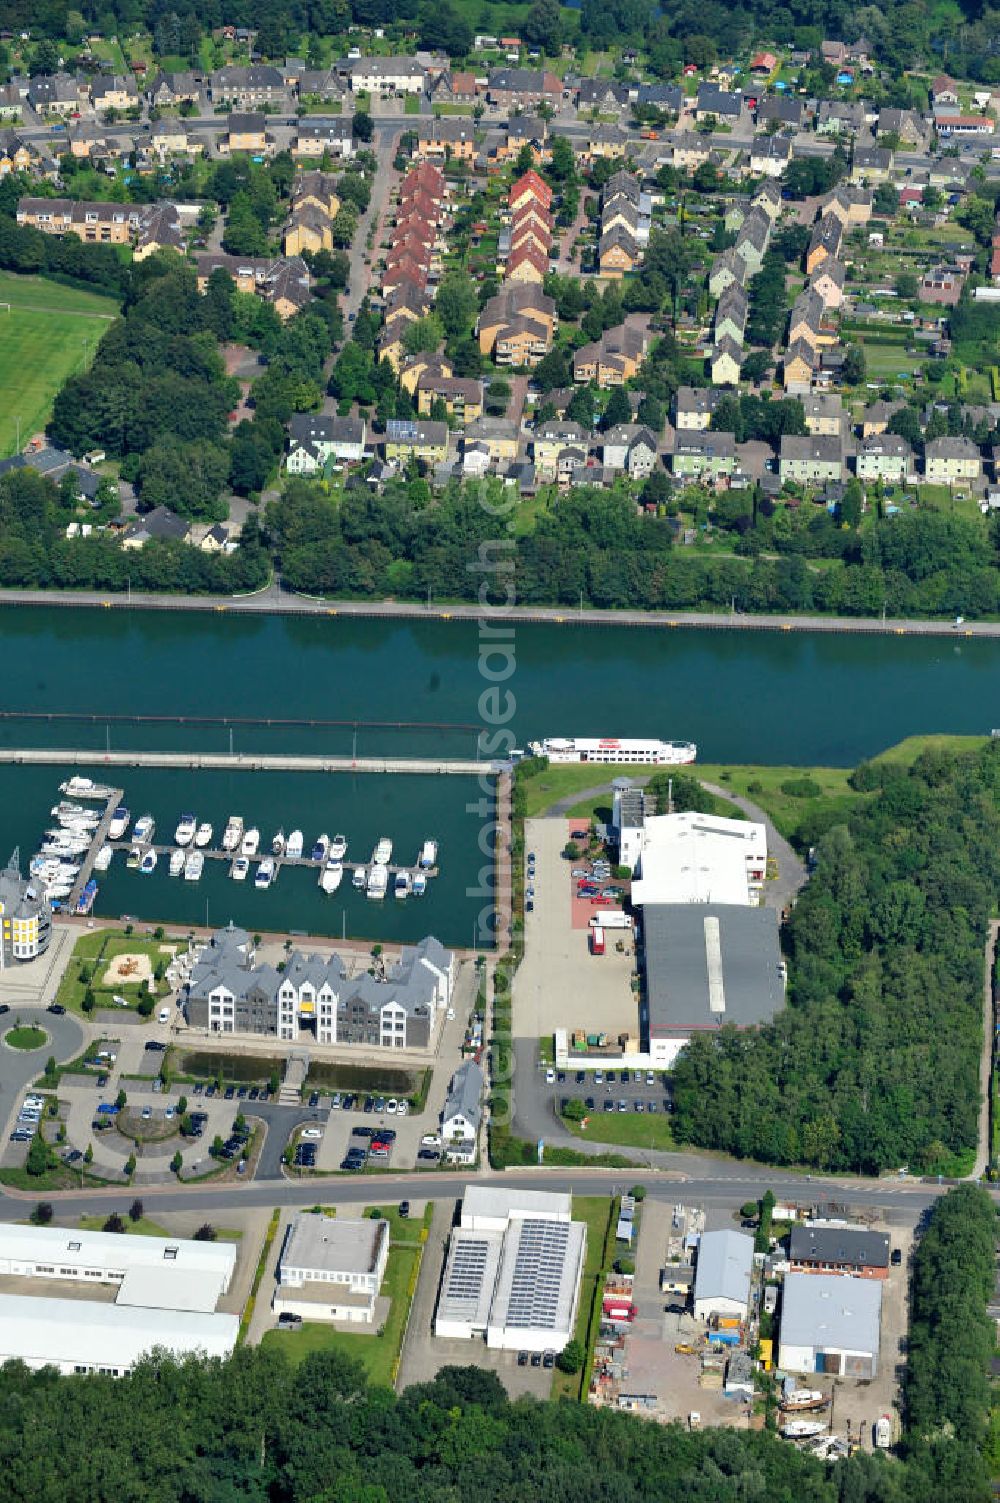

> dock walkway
[0,750,494,776]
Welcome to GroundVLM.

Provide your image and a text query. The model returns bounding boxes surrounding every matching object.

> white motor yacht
[126,845,142,869]
[255,857,275,889]
[286,829,304,858]
[367,864,388,900]
[394,871,412,899]
[133,814,155,844]
[174,814,197,847]
[108,805,129,840]
[93,845,113,873]
[169,849,185,877]
[419,839,438,869]
[272,829,286,857]
[184,851,204,882]
[329,834,348,860]
[231,856,250,881]
[241,827,260,857]
[139,849,157,875]
[194,822,213,848]
[222,816,243,852]
[352,866,366,890]
[372,837,392,866]
[412,871,427,896]
[312,833,330,863]
[320,861,343,894]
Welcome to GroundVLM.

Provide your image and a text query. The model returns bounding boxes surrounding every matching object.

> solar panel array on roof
[443,1238,492,1317]
[504,1220,570,1330]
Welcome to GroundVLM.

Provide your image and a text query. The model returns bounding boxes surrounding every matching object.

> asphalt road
[0,1009,84,1114]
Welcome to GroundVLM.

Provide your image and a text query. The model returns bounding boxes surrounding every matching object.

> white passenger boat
[60,776,117,799]
[184,851,204,882]
[352,866,367,890]
[367,864,388,900]
[174,813,197,847]
[45,881,73,900]
[108,805,130,841]
[93,845,113,873]
[286,829,304,858]
[231,856,250,881]
[320,860,343,894]
[329,834,348,860]
[272,829,286,857]
[372,837,392,866]
[194,822,213,848]
[311,833,330,863]
[255,857,275,889]
[528,736,697,766]
[412,871,427,896]
[126,845,142,869]
[139,849,157,875]
[169,849,185,877]
[222,816,243,852]
[241,827,260,857]
[419,839,438,869]
[133,814,155,844]
[394,871,412,899]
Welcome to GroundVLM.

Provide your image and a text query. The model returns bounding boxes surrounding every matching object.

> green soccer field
[0,271,119,458]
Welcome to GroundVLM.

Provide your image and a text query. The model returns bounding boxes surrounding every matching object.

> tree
[116,1089,127,1110]
[26,1134,51,1178]
[556,1338,585,1373]
[403,315,445,357]
[842,344,867,386]
[561,1098,587,1121]
[103,1213,126,1234]
[170,1150,183,1174]
[894,271,919,302]
[435,270,478,342]
[194,1223,218,1241]
[523,0,562,52]
[352,111,373,143]
[602,386,632,430]
[83,1143,93,1165]
[485,377,511,416]
[124,1153,137,1178]
[838,478,864,529]
[30,1202,53,1225]
[129,1198,144,1223]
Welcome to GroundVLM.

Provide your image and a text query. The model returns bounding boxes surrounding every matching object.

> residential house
[224,112,269,155]
[297,67,349,105]
[91,73,138,112]
[920,265,964,306]
[733,206,771,274]
[715,284,748,346]
[0,130,34,176]
[851,144,893,183]
[600,226,640,278]
[478,284,556,364]
[573,323,646,387]
[800,392,844,438]
[0,83,24,121]
[820,184,872,227]
[877,107,929,148]
[601,425,658,478]
[283,202,335,256]
[416,374,484,423]
[212,65,288,109]
[28,73,81,116]
[194,252,310,319]
[936,114,994,137]
[860,399,905,436]
[286,415,367,473]
[670,431,737,480]
[486,68,560,110]
[441,1060,484,1158]
[695,84,744,125]
[749,134,792,178]
[788,1224,891,1281]
[816,100,866,136]
[855,433,912,482]
[506,242,548,284]
[671,131,712,171]
[788,287,831,350]
[415,117,476,162]
[808,258,847,309]
[674,387,720,430]
[293,171,341,219]
[346,56,427,94]
[122,505,191,548]
[711,336,743,387]
[463,416,519,465]
[148,119,198,159]
[752,180,783,222]
[532,422,588,479]
[757,94,803,129]
[384,419,450,466]
[806,213,844,275]
[924,435,982,484]
[292,120,354,158]
[148,70,204,109]
[576,78,629,112]
[779,434,843,483]
[930,74,959,109]
[708,249,747,299]
[635,83,682,114]
[17,197,183,256]
[783,338,817,395]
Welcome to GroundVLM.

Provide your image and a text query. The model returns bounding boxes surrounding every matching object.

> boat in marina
[286,829,303,858]
[419,839,438,869]
[372,837,392,866]
[174,813,197,847]
[352,866,366,890]
[527,736,697,766]
[108,805,130,841]
[184,851,204,882]
[231,856,249,881]
[45,881,73,900]
[781,1392,829,1413]
[312,834,330,863]
[195,822,213,848]
[74,879,98,915]
[272,830,285,857]
[329,834,347,860]
[126,845,142,869]
[169,850,185,877]
[412,871,427,896]
[61,776,117,799]
[255,857,275,889]
[139,849,158,875]
[133,814,155,844]
[93,845,113,873]
[780,1420,828,1440]
[222,816,243,852]
[320,861,343,894]
[241,827,260,857]
[367,864,388,900]
[394,871,412,899]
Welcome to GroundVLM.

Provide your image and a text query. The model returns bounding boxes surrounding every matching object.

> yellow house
[293,172,340,219]
[384,419,450,465]
[464,417,519,463]
[283,205,334,256]
[0,136,33,175]
[226,112,268,154]
[399,352,453,397]
[417,376,483,422]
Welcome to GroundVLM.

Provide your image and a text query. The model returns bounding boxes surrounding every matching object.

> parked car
[417,1148,440,1161]
[301,1127,323,1139]
[47,1004,66,1015]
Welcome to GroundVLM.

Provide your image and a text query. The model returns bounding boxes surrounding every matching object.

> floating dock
[0,749,494,775]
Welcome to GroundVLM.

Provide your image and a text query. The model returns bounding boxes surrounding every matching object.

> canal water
[2,605,999,941]
[0,605,998,764]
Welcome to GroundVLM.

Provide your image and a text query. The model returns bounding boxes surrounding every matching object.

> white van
[157,1007,170,1025]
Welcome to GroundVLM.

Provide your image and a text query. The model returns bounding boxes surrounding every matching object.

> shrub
[780,776,822,799]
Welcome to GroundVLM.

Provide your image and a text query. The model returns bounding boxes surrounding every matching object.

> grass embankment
[563,1109,675,1152]
[0,271,118,457]
[259,1205,432,1386]
[77,1214,169,1237]
[54,930,173,1018]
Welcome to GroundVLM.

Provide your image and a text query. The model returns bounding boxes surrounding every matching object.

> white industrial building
[273,1213,389,1324]
[692,1229,755,1322]
[0,1295,238,1375]
[626,810,768,908]
[0,1225,238,1374]
[778,1273,882,1379]
[435,1188,585,1352]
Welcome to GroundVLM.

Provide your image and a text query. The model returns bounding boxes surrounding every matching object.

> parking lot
[515,817,637,1042]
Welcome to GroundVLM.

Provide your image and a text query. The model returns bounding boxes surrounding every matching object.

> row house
[212,65,289,109]
[816,100,866,136]
[428,70,479,106]
[748,134,791,178]
[283,170,341,255]
[710,335,742,387]
[806,212,844,275]
[783,337,818,396]
[384,418,450,466]
[599,171,649,278]
[801,393,845,439]
[223,112,271,155]
[714,284,747,347]
[16,196,182,257]
[708,249,748,300]
[416,372,484,423]
[91,73,138,112]
[808,257,846,309]
[503,169,552,287]
[855,433,913,482]
[924,435,982,484]
[147,70,204,109]
[532,422,588,480]
[478,283,556,365]
[819,184,873,227]
[486,67,560,110]
[415,117,476,162]
[788,287,837,351]
[28,72,84,116]
[0,83,25,120]
[671,431,737,481]
[0,130,37,176]
[297,68,349,105]
[674,387,720,431]
[346,56,427,94]
[779,434,843,484]
[292,120,354,159]
[733,205,772,275]
[600,424,659,479]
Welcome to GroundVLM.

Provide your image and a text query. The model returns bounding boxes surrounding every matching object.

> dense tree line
[671,744,999,1174]
[902,1186,995,1503]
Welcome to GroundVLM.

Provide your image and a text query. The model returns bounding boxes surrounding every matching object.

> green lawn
[54,930,174,1017]
[551,1196,612,1400]
[77,1214,170,1236]
[872,734,990,765]
[564,1108,675,1151]
[522,763,659,817]
[4,1025,47,1050]
[0,272,118,458]
[404,93,421,114]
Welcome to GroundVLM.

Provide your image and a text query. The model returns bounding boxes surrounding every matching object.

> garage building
[778,1272,882,1378]
[693,1229,754,1321]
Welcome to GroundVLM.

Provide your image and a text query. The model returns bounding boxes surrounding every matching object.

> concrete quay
[0,748,493,776]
